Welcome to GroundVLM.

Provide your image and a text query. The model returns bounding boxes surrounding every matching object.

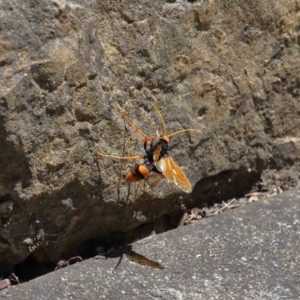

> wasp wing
[153,145,162,164]
[155,156,192,193]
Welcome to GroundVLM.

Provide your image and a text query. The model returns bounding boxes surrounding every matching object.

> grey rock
[0,0,300,270]
[1,189,300,299]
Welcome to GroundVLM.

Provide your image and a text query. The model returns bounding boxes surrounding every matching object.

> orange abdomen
[125,165,150,182]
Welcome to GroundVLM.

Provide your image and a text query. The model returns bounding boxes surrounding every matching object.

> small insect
[95,103,201,196]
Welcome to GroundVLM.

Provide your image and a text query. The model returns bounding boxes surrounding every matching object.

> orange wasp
[95,103,201,195]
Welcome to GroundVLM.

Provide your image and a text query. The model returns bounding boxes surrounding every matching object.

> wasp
[95,103,201,196]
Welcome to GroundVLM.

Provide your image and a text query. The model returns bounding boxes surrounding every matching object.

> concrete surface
[1,188,300,300]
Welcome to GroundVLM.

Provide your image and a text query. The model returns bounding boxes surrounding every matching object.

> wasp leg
[144,174,164,191]
[143,135,155,151]
[95,151,144,161]
[133,174,164,201]
[122,112,148,137]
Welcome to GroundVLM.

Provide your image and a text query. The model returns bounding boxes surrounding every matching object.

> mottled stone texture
[0,0,300,272]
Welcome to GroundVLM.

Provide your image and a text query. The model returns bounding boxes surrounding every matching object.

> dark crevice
[191,167,262,207]
[120,13,134,24]
[88,73,97,81]
[0,59,11,67]
[14,254,56,282]
[46,104,65,117]
[8,166,264,283]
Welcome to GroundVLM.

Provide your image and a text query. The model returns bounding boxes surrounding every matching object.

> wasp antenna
[167,129,202,138]
[95,151,144,161]
[122,111,148,138]
[151,103,167,136]
[156,129,160,137]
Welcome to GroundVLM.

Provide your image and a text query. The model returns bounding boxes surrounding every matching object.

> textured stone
[1,188,300,299]
[0,0,300,271]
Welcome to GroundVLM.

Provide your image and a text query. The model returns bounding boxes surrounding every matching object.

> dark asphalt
[1,189,300,300]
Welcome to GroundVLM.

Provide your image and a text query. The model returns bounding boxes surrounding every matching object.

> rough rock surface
[0,0,300,273]
[1,189,300,299]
